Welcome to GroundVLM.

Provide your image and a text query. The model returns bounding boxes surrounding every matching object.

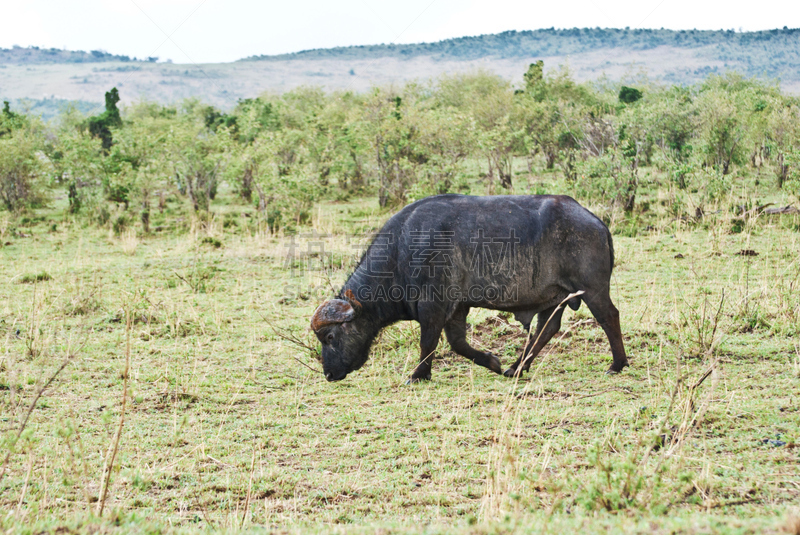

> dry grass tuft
[120,229,139,255]
[0,213,10,241]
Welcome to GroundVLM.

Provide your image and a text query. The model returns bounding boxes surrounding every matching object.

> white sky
[1,0,798,64]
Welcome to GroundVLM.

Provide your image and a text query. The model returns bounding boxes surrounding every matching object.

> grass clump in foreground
[0,185,799,534]
[18,271,52,284]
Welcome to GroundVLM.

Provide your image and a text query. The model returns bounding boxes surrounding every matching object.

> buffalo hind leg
[584,291,629,374]
[503,305,565,378]
[444,307,502,375]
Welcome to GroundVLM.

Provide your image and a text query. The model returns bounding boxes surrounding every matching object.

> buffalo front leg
[503,305,565,378]
[444,307,502,375]
[410,307,446,382]
[584,291,629,374]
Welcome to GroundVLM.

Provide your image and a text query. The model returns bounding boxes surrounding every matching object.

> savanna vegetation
[0,64,799,533]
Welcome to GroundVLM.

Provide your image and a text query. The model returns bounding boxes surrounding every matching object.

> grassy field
[0,173,799,534]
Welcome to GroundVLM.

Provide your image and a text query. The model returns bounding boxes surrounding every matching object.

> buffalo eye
[326,333,335,344]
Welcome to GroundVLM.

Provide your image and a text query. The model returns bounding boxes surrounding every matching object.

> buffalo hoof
[606,361,630,375]
[503,367,522,378]
[486,354,503,374]
[405,375,431,385]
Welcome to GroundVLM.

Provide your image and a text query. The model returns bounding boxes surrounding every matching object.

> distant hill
[244,27,800,82]
[2,28,800,114]
[0,45,157,65]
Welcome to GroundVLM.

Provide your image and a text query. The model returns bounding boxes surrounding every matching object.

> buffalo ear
[342,289,362,313]
[310,299,355,331]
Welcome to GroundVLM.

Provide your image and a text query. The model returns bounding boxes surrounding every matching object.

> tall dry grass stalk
[0,213,10,242]
[0,356,75,486]
[241,443,260,528]
[24,285,64,360]
[481,292,583,521]
[0,328,85,487]
[97,308,131,516]
[189,212,221,238]
[480,287,723,520]
[667,359,719,455]
[120,229,139,256]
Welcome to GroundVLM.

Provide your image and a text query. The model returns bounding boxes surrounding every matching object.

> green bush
[200,236,222,248]
[619,86,643,104]
[112,214,129,236]
[0,128,48,212]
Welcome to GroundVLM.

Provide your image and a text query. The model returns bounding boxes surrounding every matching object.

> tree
[168,117,230,213]
[650,87,696,159]
[694,87,744,175]
[437,72,516,192]
[523,60,544,94]
[203,105,237,133]
[694,74,780,175]
[333,113,371,191]
[407,108,476,200]
[231,130,319,229]
[314,92,370,192]
[47,111,105,215]
[111,114,173,231]
[516,96,563,170]
[768,102,800,189]
[87,88,122,152]
[618,86,643,104]
[234,97,281,144]
[0,101,26,137]
[0,126,48,212]
[366,90,420,207]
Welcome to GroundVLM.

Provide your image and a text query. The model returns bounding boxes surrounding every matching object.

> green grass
[0,179,799,534]
[18,271,52,284]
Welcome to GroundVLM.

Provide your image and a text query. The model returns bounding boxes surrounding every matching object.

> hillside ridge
[0,45,157,65]
[242,27,800,64]
[3,27,800,116]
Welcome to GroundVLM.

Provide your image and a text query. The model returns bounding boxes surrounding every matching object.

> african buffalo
[311,194,628,382]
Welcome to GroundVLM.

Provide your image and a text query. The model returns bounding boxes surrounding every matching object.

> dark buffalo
[311,194,628,382]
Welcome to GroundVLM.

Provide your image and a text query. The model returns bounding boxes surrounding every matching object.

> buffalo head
[311,290,370,381]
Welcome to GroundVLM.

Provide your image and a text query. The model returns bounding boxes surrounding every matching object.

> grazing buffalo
[311,194,628,382]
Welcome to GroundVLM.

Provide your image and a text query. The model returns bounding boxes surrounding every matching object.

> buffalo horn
[310,299,355,331]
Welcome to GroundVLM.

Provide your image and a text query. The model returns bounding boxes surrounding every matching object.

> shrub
[200,236,222,248]
[0,128,48,212]
[112,214,129,236]
[619,86,643,104]
[785,148,800,201]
